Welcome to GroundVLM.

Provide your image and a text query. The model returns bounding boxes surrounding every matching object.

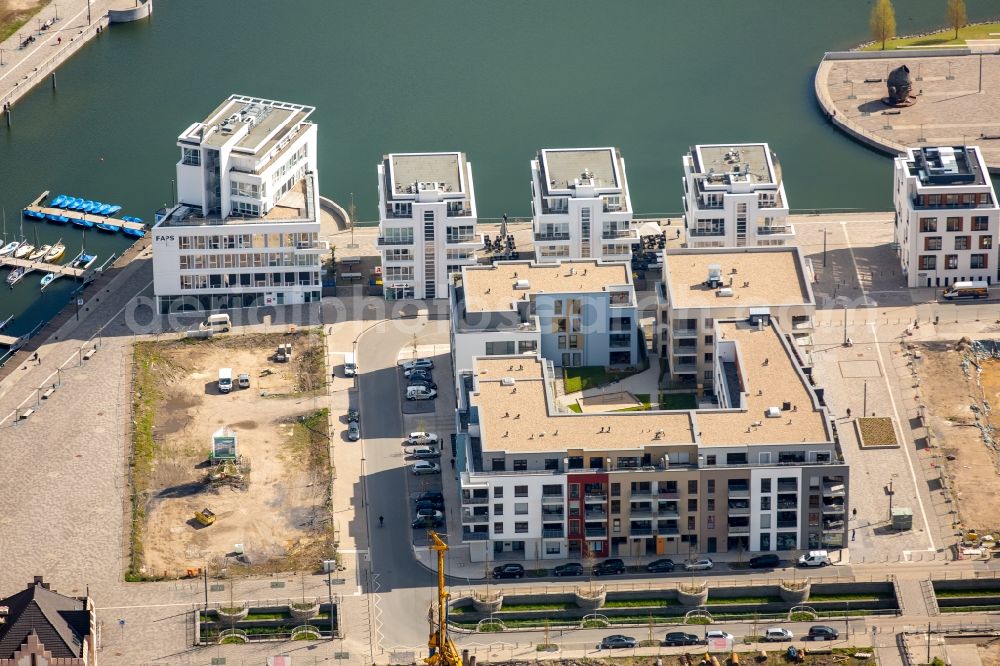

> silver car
[410,461,441,475]
[347,421,360,441]
[683,558,714,571]
[408,446,441,459]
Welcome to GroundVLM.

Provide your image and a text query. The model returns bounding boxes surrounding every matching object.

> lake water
[0,0,997,338]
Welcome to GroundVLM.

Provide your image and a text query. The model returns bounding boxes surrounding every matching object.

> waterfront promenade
[815,49,1000,172]
[0,0,121,110]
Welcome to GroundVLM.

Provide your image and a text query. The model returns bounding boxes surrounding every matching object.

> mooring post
[51,72,56,90]
[5,109,10,128]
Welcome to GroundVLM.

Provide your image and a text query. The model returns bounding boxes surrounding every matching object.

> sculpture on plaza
[885,64,916,107]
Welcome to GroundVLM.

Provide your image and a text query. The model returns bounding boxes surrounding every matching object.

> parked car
[405,385,437,401]
[749,553,780,569]
[763,627,794,642]
[406,432,441,446]
[552,563,584,577]
[492,563,525,579]
[408,378,438,391]
[807,626,839,641]
[237,373,250,389]
[798,550,832,567]
[408,369,433,383]
[593,558,626,576]
[646,558,676,573]
[347,421,360,441]
[598,635,636,650]
[410,515,442,529]
[415,508,443,520]
[410,461,441,475]
[347,408,360,423]
[407,446,441,459]
[705,630,734,642]
[683,558,714,571]
[403,358,434,376]
[414,499,442,512]
[415,491,444,506]
[663,632,702,646]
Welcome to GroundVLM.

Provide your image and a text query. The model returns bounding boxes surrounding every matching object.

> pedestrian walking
[846,407,852,418]
[851,529,856,541]
[450,457,455,469]
[852,507,857,519]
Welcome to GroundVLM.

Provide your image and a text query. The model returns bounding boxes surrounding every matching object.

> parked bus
[942,280,989,300]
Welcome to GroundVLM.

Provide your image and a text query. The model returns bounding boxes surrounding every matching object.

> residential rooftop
[538,147,623,194]
[691,143,776,186]
[155,175,315,228]
[664,247,813,309]
[460,260,632,313]
[469,318,829,453]
[905,146,988,187]
[0,578,91,660]
[385,152,468,199]
[178,95,314,157]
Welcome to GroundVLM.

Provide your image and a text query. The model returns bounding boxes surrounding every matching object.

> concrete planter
[573,586,606,610]
[676,583,708,607]
[779,579,811,604]
[216,606,248,622]
[472,592,503,613]
[289,600,320,621]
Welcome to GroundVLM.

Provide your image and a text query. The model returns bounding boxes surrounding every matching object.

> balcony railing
[377,237,414,246]
[672,363,697,373]
[756,225,793,236]
[688,229,725,237]
[629,490,654,499]
[657,508,679,518]
[657,527,680,536]
[463,514,489,524]
[777,482,798,492]
[601,229,635,239]
[671,328,698,338]
[542,511,565,520]
[727,525,751,535]
[446,236,477,245]
[777,501,798,510]
[630,527,653,536]
[728,506,750,516]
[629,509,653,519]
[823,483,845,497]
[585,527,608,537]
[658,491,680,499]
[541,495,564,504]
[776,521,798,529]
[447,207,472,217]
[543,528,565,538]
[534,233,570,241]
[822,503,846,514]
[728,488,750,498]
[584,494,607,503]
[462,531,489,541]
[585,509,607,519]
[463,496,489,505]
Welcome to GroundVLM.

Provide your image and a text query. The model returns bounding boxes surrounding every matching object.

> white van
[343,352,358,377]
[797,550,831,567]
[218,368,233,393]
[405,385,437,401]
[200,313,232,332]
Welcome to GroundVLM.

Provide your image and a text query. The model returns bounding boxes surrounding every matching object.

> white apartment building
[376,152,480,300]
[152,95,324,313]
[530,148,639,263]
[450,260,640,388]
[682,143,793,248]
[893,146,1000,288]
[656,247,816,392]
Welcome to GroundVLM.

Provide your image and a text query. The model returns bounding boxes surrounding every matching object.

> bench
[18,408,34,420]
[41,388,55,400]
[83,348,97,360]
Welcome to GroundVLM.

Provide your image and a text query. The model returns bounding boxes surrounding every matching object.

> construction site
[128,328,334,579]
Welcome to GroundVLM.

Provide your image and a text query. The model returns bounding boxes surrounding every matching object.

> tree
[947,0,967,40]
[870,0,897,50]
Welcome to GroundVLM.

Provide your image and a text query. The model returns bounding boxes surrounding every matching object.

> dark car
[408,369,433,383]
[552,562,584,577]
[646,558,676,573]
[807,625,839,641]
[410,515,442,529]
[663,632,703,646]
[749,553,780,569]
[492,563,525,579]
[416,491,444,506]
[408,378,438,391]
[346,408,360,423]
[414,499,443,512]
[593,558,626,576]
[598,634,637,650]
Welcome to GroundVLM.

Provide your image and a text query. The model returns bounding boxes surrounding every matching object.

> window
[707,479,715,494]
[973,216,990,231]
[688,499,698,511]
[955,236,971,251]
[519,340,537,353]
[545,543,561,555]
[446,225,474,243]
[687,516,696,531]
[423,210,435,222]
[493,487,504,498]
[391,202,412,217]
[980,235,993,250]
[945,254,959,270]
[493,522,503,534]
[230,181,260,199]
[232,201,260,217]
[181,147,201,166]
[384,227,414,244]
[544,459,558,471]
[688,480,698,494]
[494,504,503,516]
[947,217,963,232]
[760,514,771,528]
[568,457,583,471]
[924,236,942,251]
[809,512,820,527]
[514,485,528,497]
[611,500,621,514]
[726,452,747,465]
[514,503,528,515]
[513,459,527,471]
[971,254,988,269]
[760,478,772,493]
[485,341,515,356]
[491,459,505,471]
[612,518,621,533]
[515,522,528,534]
[706,455,716,466]
[704,335,714,345]
[616,458,638,469]
[707,498,715,511]
[919,218,937,233]
[589,457,604,469]
[918,255,937,270]
[611,483,621,496]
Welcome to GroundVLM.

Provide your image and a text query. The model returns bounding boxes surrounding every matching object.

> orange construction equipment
[424,532,461,666]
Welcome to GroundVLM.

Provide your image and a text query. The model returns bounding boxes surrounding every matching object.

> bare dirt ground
[916,341,1000,532]
[136,331,333,578]
[0,0,46,41]
[980,638,1000,666]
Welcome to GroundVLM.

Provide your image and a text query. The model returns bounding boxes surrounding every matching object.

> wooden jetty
[1,255,88,279]
[24,204,146,232]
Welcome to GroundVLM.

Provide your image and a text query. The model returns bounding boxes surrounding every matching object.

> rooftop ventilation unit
[706,263,723,288]
[765,407,781,418]
[513,279,531,290]
[716,287,734,298]
[500,377,516,386]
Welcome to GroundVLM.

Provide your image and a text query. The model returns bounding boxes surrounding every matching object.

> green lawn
[861,22,1000,50]
[660,393,698,410]
[935,588,1000,598]
[563,366,638,393]
[567,403,582,413]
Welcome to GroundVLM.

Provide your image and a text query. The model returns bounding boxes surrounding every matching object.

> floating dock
[24,204,145,232]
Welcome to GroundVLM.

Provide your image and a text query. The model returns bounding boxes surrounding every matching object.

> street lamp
[887,479,894,523]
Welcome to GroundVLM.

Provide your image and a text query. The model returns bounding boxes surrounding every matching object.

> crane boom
[425,531,462,666]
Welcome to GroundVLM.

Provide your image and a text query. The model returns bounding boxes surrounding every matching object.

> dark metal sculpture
[885,65,915,106]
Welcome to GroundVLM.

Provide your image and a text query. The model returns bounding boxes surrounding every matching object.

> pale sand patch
[578,390,642,413]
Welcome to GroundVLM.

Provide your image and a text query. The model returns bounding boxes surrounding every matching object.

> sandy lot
[0,0,45,39]
[916,341,1000,532]
[135,331,333,577]
[577,390,641,413]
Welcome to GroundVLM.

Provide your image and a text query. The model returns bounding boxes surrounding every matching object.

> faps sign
[154,235,175,244]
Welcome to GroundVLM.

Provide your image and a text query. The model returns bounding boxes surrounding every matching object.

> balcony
[534,232,570,241]
[541,494,564,504]
[823,483,845,497]
[823,520,845,532]
[756,225,794,236]
[447,207,472,217]
[463,496,489,505]
[462,531,489,541]
[728,506,750,516]
[377,236,414,246]
[658,491,680,499]
[657,507,679,518]
[629,509,653,519]
[657,527,680,536]
[585,527,608,538]
[463,514,489,524]
[671,328,698,338]
[601,229,637,240]
[446,236,477,245]
[728,487,750,499]
[777,481,798,493]
[630,526,653,536]
[688,228,725,237]
[542,509,565,520]
[585,509,607,519]
[728,525,751,535]
[822,503,846,515]
[630,489,654,499]
[776,521,798,529]
[543,528,565,538]
[672,362,697,374]
[384,208,413,219]
[777,501,798,510]
[584,494,608,503]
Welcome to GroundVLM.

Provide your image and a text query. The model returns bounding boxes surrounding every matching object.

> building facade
[656,247,815,392]
[153,95,324,313]
[893,146,1000,288]
[456,317,848,563]
[682,143,793,248]
[530,148,639,263]
[450,260,640,384]
[376,152,480,300]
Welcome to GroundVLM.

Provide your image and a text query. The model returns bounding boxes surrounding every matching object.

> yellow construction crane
[425,531,462,666]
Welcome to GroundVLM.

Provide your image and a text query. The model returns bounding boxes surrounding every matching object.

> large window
[919,218,937,233]
[945,254,958,270]
[231,201,259,217]
[391,202,412,218]
[971,254,988,269]
[446,225,474,243]
[918,255,937,270]
[485,341,515,355]
[946,217,963,232]
[972,216,990,231]
[384,266,414,281]
[923,236,941,251]
[230,180,260,199]
[181,147,201,166]
[383,227,414,244]
[954,236,971,251]
[980,235,993,250]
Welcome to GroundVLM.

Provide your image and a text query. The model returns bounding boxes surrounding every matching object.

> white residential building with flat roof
[377,152,480,300]
[682,143,793,248]
[530,148,639,263]
[152,95,324,313]
[893,146,1000,288]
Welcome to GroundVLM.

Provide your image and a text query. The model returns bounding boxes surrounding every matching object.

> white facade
[530,148,639,263]
[153,95,323,313]
[893,146,1000,288]
[682,143,793,248]
[377,152,480,300]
